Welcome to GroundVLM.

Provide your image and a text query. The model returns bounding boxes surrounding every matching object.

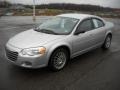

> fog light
[21,61,32,67]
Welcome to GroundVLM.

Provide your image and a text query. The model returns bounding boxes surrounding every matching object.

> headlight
[21,47,46,56]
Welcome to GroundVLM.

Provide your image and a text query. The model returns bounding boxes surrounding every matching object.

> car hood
[8,29,65,49]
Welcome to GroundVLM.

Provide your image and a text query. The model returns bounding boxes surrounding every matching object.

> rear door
[91,18,106,45]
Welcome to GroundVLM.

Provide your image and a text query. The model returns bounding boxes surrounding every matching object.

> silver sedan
[5,14,114,71]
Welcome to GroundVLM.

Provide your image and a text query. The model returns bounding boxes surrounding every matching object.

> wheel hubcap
[53,52,66,69]
[106,37,111,48]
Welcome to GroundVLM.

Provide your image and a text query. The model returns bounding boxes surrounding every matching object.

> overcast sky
[5,0,120,8]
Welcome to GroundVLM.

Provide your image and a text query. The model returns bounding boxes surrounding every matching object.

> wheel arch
[47,45,71,65]
[106,32,112,38]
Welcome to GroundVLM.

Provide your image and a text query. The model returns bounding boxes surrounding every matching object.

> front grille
[6,48,18,62]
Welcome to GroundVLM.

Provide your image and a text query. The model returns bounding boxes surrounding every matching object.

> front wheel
[102,35,112,50]
[48,48,69,71]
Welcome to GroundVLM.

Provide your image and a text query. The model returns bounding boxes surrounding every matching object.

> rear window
[93,18,105,28]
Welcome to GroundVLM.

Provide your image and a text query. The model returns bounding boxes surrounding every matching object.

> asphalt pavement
[0,16,120,90]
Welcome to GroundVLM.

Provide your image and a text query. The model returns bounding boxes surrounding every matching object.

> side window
[77,19,94,32]
[93,18,104,28]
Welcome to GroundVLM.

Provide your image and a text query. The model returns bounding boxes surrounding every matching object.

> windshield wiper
[35,28,58,35]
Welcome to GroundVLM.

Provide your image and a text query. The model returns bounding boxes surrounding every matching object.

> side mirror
[74,29,86,35]
[33,24,40,31]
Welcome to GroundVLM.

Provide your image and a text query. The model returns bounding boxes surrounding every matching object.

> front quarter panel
[44,36,72,65]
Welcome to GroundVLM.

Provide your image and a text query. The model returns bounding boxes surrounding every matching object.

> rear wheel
[102,34,112,50]
[48,48,69,71]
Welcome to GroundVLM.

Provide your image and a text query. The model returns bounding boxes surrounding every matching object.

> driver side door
[72,18,95,57]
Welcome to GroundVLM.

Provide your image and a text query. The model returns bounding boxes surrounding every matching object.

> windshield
[35,17,79,35]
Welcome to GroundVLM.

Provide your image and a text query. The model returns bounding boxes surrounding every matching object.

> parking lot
[0,16,120,90]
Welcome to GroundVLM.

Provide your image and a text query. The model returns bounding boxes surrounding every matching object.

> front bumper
[5,45,48,69]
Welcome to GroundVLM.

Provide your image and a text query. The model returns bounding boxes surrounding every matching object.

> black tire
[48,48,69,71]
[102,34,112,50]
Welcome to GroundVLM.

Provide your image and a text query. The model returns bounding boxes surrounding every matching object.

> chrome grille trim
[5,48,18,61]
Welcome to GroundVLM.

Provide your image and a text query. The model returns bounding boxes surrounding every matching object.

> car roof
[58,13,99,20]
